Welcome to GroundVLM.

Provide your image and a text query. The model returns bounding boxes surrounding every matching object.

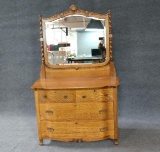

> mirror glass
[45,15,106,65]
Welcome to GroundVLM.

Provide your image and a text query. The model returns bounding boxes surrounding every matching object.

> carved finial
[39,15,42,20]
[70,5,78,12]
[108,10,111,15]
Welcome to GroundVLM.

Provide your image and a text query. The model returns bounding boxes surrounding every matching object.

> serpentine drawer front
[39,102,114,121]
[41,120,114,142]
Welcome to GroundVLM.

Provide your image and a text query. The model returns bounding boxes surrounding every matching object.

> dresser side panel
[113,87,118,140]
[34,90,43,142]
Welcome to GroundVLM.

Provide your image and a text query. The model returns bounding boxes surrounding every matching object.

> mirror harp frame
[39,5,113,69]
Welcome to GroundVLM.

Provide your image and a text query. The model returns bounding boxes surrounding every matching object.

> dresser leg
[39,139,43,146]
[113,139,118,145]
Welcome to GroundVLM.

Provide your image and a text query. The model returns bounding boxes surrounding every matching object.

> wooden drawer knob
[43,95,47,98]
[47,127,54,132]
[64,95,68,99]
[46,110,53,114]
[104,94,108,97]
[82,95,86,99]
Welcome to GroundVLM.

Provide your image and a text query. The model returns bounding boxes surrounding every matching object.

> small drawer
[76,102,114,120]
[38,90,76,103]
[76,88,114,102]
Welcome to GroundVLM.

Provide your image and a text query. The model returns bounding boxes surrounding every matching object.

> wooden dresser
[31,5,119,145]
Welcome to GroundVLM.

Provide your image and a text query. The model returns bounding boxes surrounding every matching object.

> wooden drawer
[38,90,76,103]
[41,120,114,141]
[39,102,114,121]
[78,102,114,120]
[40,103,75,121]
[76,88,114,102]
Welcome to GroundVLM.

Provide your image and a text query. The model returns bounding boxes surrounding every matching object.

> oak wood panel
[38,88,114,103]
[45,66,111,79]
[39,102,114,121]
[41,120,114,142]
[34,90,43,142]
[113,87,118,140]
[38,90,76,103]
[76,88,114,102]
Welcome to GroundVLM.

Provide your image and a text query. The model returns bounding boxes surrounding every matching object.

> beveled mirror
[40,5,112,68]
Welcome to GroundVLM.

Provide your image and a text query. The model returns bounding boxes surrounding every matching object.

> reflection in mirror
[45,16,106,65]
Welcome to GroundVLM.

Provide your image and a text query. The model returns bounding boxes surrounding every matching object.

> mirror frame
[39,5,113,69]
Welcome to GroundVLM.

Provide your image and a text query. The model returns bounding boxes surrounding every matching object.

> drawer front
[77,102,114,120]
[40,103,76,121]
[39,102,114,121]
[76,88,114,102]
[41,120,114,141]
[38,90,76,103]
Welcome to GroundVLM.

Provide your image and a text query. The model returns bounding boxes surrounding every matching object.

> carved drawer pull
[82,95,86,99]
[46,110,53,114]
[104,93,112,101]
[64,95,68,99]
[47,127,54,132]
[99,109,107,114]
[100,127,108,132]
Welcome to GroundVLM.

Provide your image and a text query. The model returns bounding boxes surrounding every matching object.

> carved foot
[39,140,43,146]
[113,139,118,145]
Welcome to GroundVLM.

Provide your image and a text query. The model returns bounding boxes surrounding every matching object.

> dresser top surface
[31,76,119,90]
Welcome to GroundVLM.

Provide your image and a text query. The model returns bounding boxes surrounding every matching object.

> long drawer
[41,120,114,142]
[39,102,114,121]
